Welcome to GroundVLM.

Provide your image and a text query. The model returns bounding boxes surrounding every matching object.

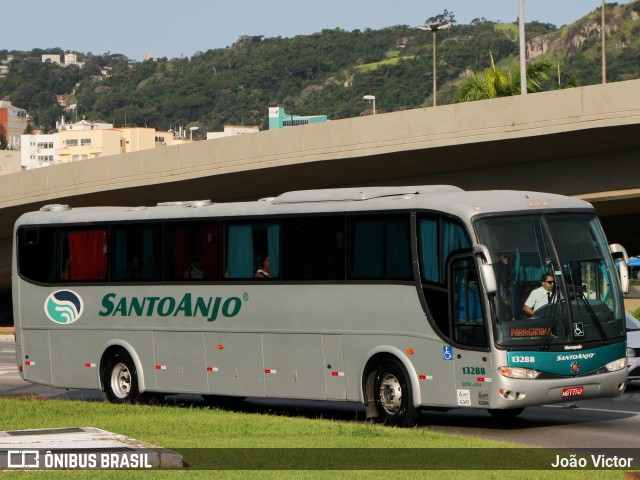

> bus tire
[373,358,419,427]
[488,408,525,419]
[102,351,142,404]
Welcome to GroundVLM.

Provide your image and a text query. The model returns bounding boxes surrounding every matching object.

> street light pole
[519,0,527,95]
[602,0,607,84]
[189,126,199,141]
[417,22,451,107]
[432,30,437,105]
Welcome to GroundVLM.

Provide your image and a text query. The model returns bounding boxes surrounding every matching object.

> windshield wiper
[575,285,608,344]
[540,289,562,351]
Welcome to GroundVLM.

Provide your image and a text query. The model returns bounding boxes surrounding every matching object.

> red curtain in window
[68,230,107,280]
[88,230,108,279]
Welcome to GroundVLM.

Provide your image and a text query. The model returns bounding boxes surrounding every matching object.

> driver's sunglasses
[544,280,555,284]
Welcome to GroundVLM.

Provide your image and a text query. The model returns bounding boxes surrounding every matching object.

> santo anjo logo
[44,290,84,324]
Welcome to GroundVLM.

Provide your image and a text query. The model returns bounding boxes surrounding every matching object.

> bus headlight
[497,366,541,379]
[605,357,628,372]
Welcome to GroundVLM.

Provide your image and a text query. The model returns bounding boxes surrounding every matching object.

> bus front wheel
[373,359,419,427]
[102,351,142,404]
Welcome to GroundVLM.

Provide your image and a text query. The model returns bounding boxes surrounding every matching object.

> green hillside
[1,1,639,133]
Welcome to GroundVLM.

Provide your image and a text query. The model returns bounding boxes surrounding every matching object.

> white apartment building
[20,133,60,169]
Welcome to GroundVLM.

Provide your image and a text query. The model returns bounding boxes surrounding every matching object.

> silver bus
[13,186,630,426]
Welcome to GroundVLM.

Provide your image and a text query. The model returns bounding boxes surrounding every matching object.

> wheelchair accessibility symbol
[443,346,454,361]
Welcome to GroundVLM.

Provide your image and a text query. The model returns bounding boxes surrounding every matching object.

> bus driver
[522,273,556,316]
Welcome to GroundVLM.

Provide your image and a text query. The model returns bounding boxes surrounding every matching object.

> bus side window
[165,222,220,281]
[18,227,57,283]
[282,216,345,280]
[225,222,280,280]
[348,215,411,280]
[111,224,163,282]
[60,228,108,282]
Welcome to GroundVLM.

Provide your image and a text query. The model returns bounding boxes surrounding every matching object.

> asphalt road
[2,335,639,450]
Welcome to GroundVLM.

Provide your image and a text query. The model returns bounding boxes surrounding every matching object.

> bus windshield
[475,213,625,348]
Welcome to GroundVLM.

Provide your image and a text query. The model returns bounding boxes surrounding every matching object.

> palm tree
[455,54,552,103]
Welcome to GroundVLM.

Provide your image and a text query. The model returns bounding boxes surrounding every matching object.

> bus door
[448,255,492,409]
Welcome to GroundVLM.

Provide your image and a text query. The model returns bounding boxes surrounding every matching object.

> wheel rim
[379,373,403,414]
[110,362,131,399]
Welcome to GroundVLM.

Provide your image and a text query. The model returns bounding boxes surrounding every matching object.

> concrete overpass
[1,79,640,302]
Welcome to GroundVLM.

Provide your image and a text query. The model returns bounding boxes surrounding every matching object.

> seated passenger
[255,256,271,279]
[184,260,204,279]
[61,257,71,280]
[127,256,143,280]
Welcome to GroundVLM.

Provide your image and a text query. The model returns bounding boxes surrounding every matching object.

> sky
[2,1,636,61]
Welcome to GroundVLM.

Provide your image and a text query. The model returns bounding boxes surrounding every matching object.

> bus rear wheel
[102,351,142,404]
[373,359,419,427]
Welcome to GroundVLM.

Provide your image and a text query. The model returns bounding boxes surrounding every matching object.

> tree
[427,9,456,25]
[454,54,552,102]
[0,133,7,150]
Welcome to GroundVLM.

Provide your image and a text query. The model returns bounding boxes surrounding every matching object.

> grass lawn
[0,397,628,479]
[354,56,417,73]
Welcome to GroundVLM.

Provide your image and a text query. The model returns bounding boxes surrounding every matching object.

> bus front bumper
[489,368,627,409]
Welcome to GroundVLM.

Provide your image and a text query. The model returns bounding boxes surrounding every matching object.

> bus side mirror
[473,244,497,295]
[610,243,629,295]
[479,264,498,295]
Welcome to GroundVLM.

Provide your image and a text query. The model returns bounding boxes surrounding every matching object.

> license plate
[562,386,584,398]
